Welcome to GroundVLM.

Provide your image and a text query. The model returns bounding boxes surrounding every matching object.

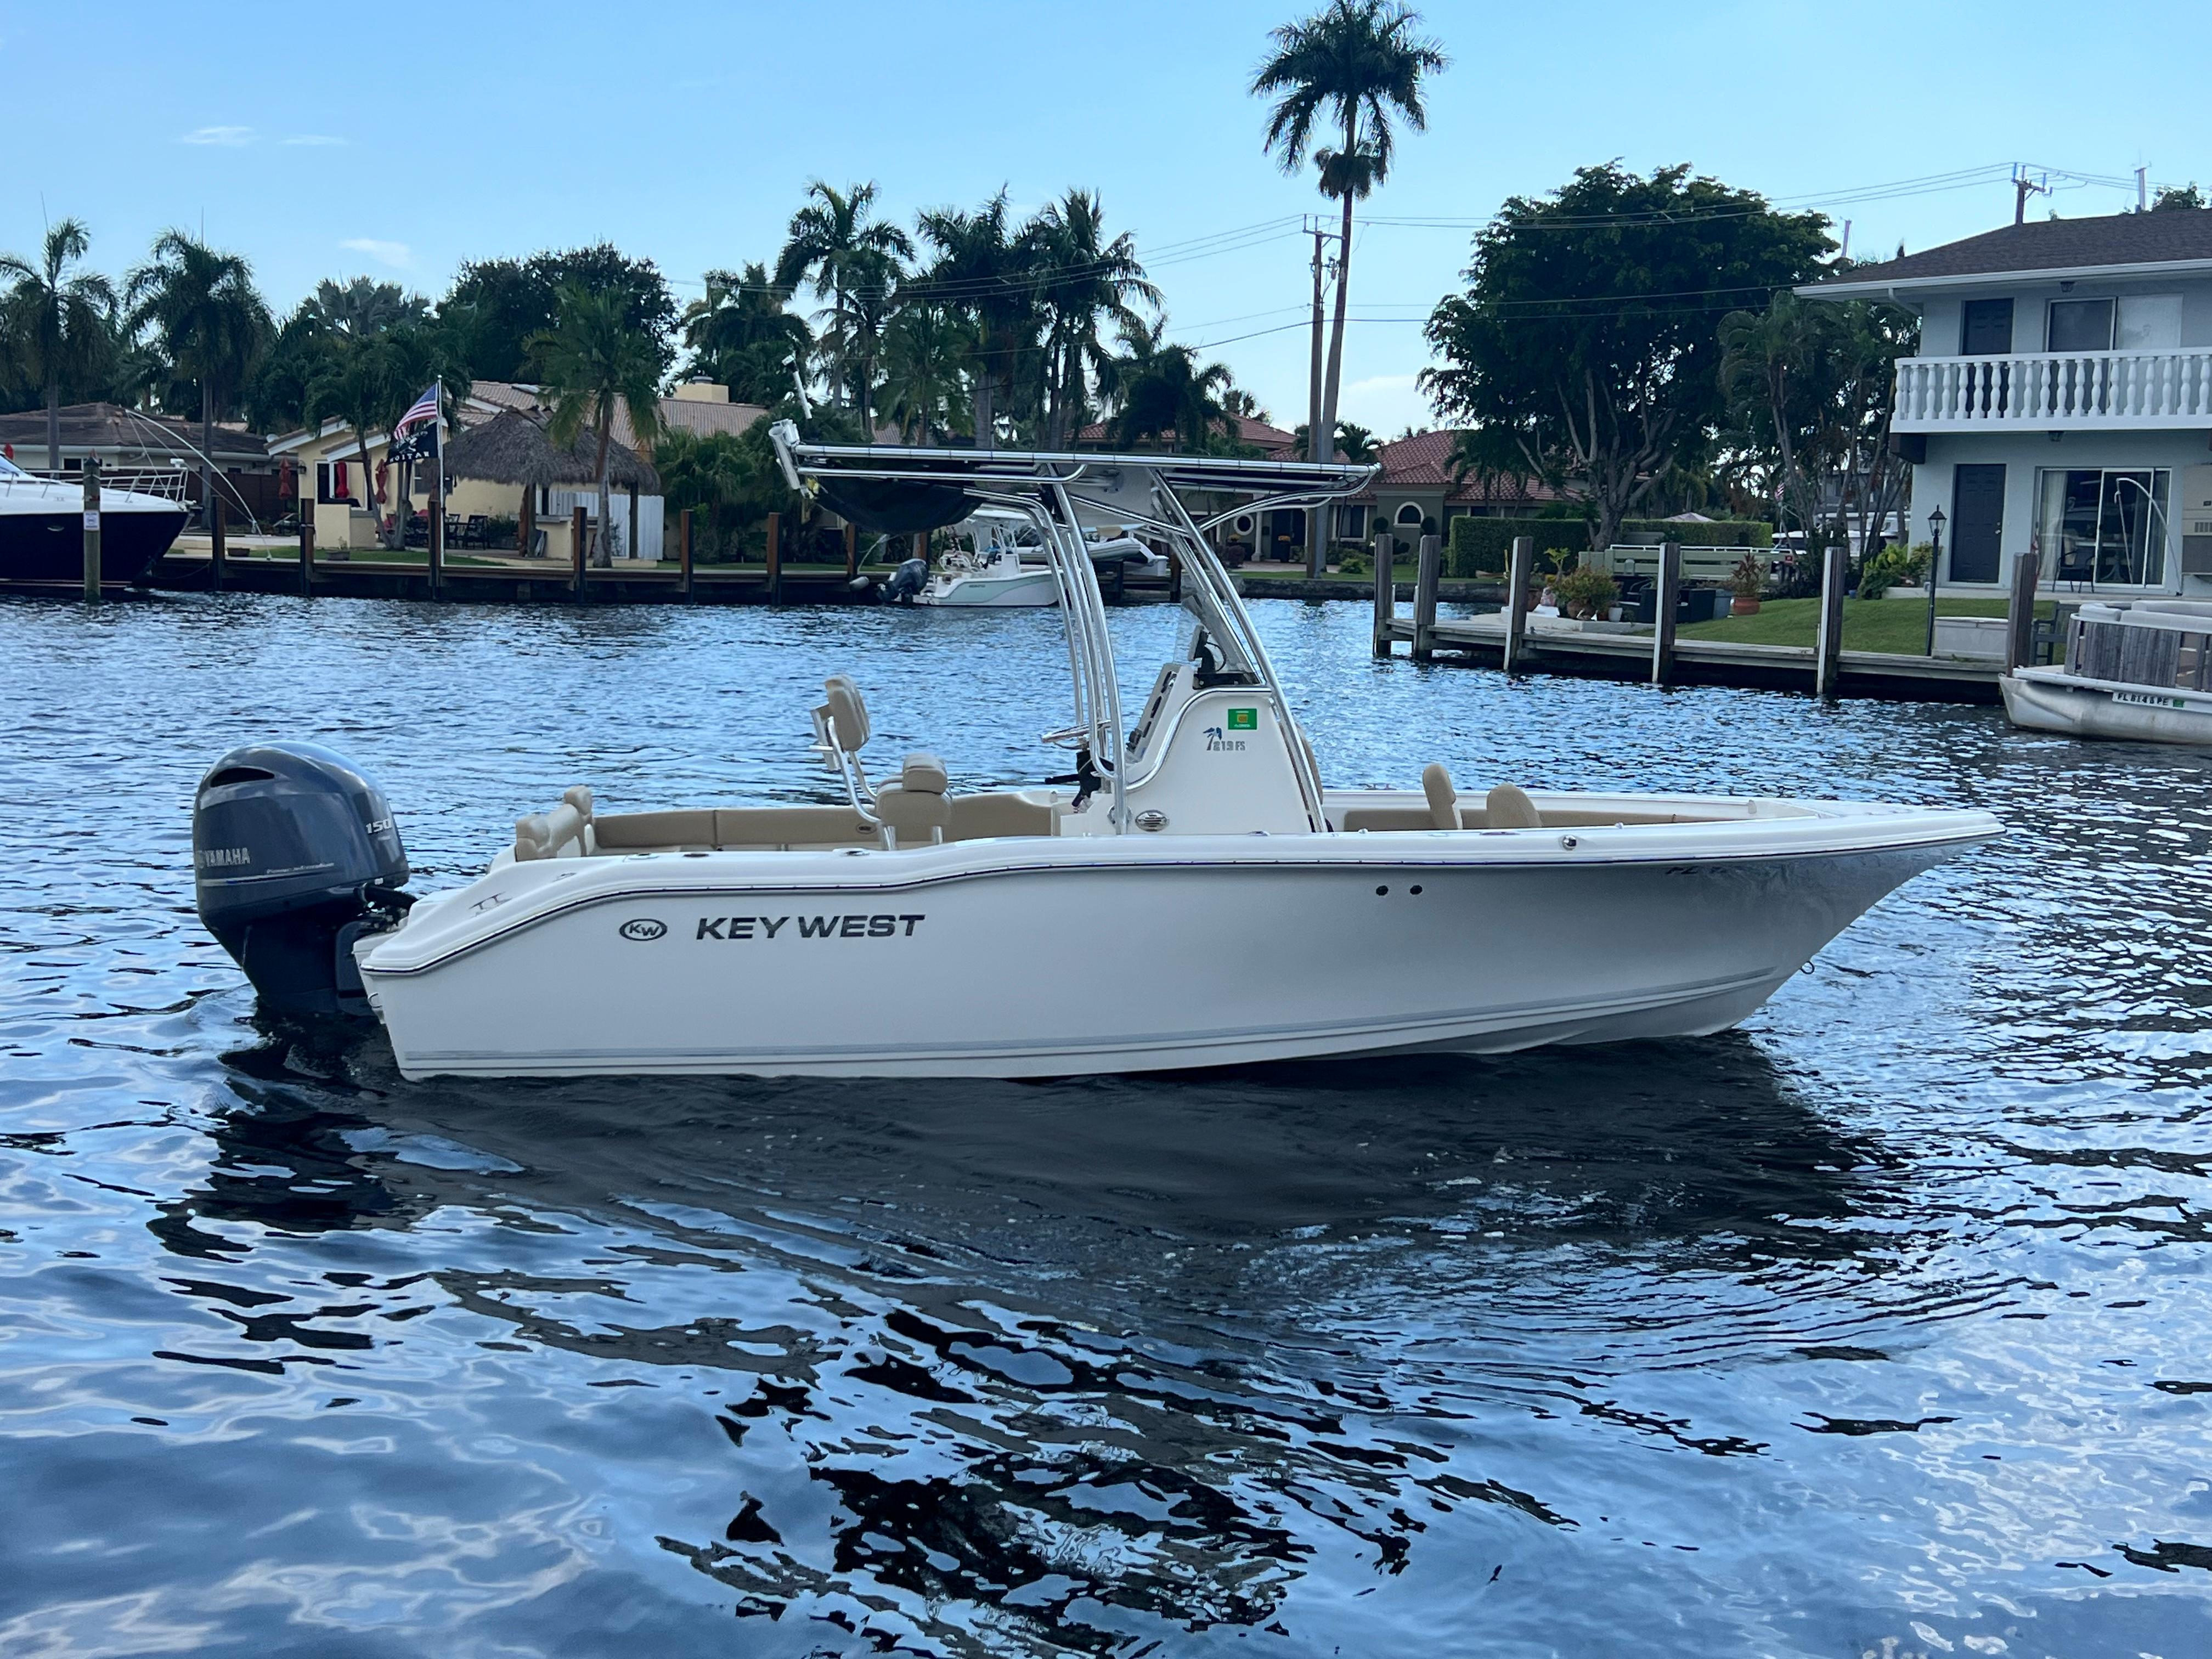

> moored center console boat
[193,430,2001,1079]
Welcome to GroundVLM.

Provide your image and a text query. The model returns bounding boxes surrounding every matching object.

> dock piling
[81,458,101,602]
[1371,531,1395,657]
[679,509,694,601]
[765,512,782,605]
[1503,535,1533,674]
[208,494,225,592]
[2006,550,2041,670]
[1412,533,1442,662]
[1649,540,1681,686]
[427,489,444,601]
[569,507,586,600]
[1815,543,1848,698]
[298,515,314,598]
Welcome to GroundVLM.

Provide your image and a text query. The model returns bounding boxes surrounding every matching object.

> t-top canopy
[771,422,1378,507]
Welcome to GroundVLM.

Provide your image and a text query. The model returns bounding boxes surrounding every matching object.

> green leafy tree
[652,426,780,558]
[774,182,913,432]
[1030,190,1158,448]
[126,230,272,524]
[442,245,678,383]
[878,301,974,444]
[1423,163,1832,552]
[1107,328,1234,452]
[914,190,1043,445]
[304,324,447,548]
[1255,0,1446,490]
[2152,183,2207,212]
[529,284,664,566]
[679,263,811,403]
[0,219,118,469]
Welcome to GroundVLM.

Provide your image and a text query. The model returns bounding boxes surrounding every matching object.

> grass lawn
[1677,596,2051,654]
[1238,562,1420,585]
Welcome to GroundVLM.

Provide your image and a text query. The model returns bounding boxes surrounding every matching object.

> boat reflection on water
[165,1027,1899,1646]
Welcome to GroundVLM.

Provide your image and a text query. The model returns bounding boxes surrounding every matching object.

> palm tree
[680,263,811,404]
[307,275,424,338]
[126,231,271,526]
[915,190,1043,446]
[878,301,975,444]
[1255,1,1446,486]
[0,220,118,470]
[1108,334,1234,452]
[1031,190,1159,449]
[304,328,432,549]
[529,284,664,566]
[774,182,912,431]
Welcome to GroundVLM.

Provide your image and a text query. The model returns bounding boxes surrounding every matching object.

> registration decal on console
[695,913,925,940]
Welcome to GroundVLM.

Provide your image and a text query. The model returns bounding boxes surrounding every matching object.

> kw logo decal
[694,914,926,940]
[618,918,668,941]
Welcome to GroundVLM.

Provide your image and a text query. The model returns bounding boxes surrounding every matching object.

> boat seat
[1415,766,1544,831]
[515,787,596,861]
[947,789,1058,840]
[592,808,718,852]
[874,752,951,848]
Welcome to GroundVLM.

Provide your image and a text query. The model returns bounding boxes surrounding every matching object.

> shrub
[1857,542,1931,600]
[1336,550,1369,575]
[482,514,517,549]
[1731,552,1767,598]
[1555,561,1619,619]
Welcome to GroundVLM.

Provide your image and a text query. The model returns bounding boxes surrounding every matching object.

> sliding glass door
[2035,468,2170,588]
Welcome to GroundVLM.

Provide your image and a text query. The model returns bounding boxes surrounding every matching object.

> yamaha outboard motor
[878,557,929,605]
[193,743,412,1017]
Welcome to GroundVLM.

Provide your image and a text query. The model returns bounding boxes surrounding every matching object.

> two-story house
[1801,211,2212,596]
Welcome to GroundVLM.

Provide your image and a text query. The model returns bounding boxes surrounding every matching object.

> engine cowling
[193,742,410,1017]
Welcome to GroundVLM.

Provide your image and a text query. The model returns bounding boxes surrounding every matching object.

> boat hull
[2001,668,2212,745]
[0,505,187,585]
[918,568,1060,607]
[359,816,1988,1080]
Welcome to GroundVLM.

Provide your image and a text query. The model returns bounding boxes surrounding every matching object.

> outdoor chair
[464,515,489,548]
[444,515,464,548]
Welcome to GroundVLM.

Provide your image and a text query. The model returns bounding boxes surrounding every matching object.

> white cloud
[281,134,346,146]
[180,125,255,146]
[340,238,413,269]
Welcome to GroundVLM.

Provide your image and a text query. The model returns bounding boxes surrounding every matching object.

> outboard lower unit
[193,743,411,1017]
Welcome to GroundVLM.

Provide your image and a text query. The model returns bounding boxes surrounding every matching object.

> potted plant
[1555,561,1619,621]
[1730,552,1767,616]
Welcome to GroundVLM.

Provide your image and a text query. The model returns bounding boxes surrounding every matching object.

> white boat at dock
[192,431,2000,1080]
[2002,600,2212,743]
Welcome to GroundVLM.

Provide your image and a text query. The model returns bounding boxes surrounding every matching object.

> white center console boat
[193,430,2000,1079]
[2001,600,2212,743]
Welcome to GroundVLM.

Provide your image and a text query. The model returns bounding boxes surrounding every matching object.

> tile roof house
[0,402,283,523]
[1802,208,2212,595]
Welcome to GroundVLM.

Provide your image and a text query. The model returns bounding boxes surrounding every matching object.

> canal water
[4,592,2210,1658]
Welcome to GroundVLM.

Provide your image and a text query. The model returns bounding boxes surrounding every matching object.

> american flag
[392,383,440,439]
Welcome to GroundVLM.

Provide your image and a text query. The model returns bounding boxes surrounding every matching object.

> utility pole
[1306,220,1328,579]
[2137,166,2149,212]
[2012,165,2050,225]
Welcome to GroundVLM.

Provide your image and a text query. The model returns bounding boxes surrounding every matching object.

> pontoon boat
[2002,600,2212,743]
[192,430,2000,1079]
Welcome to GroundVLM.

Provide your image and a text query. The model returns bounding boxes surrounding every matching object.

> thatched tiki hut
[442,409,661,562]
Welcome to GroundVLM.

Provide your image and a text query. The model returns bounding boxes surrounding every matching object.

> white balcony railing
[1893,349,2212,433]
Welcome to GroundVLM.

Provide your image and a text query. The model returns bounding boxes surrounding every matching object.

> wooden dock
[1372,532,2041,706]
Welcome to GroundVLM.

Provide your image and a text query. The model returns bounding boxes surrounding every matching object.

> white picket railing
[1894,349,2212,431]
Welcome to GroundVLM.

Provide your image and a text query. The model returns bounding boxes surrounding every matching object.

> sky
[5,0,2204,437]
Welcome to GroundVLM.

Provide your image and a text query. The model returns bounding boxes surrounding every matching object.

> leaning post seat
[873,753,952,848]
[514,785,597,860]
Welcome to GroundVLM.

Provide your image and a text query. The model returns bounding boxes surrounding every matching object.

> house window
[1960,298,2014,356]
[2036,467,2169,587]
[1334,504,1367,540]
[316,461,357,505]
[2046,298,2115,353]
[2118,294,2183,351]
[1394,503,1423,526]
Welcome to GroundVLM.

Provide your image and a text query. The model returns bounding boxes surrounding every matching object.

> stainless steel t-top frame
[769,422,1378,835]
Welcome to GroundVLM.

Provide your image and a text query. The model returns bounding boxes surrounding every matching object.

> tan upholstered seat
[1484,784,1543,830]
[874,752,952,848]
[1420,763,1459,830]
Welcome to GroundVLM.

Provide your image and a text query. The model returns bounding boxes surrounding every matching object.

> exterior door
[1950,464,2005,584]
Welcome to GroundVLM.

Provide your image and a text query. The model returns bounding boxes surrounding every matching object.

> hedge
[1444,515,1772,578]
